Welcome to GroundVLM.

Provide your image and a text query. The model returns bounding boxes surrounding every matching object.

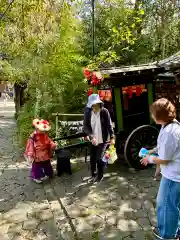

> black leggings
[90,143,107,178]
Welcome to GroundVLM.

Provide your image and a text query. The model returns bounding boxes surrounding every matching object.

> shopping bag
[108,145,117,164]
[102,145,117,165]
[102,152,109,165]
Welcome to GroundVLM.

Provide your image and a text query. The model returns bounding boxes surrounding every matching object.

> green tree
[79,0,180,66]
[0,0,87,145]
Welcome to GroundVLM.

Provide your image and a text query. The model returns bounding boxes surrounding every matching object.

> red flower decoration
[91,73,100,86]
[44,125,47,129]
[83,68,91,80]
[36,121,39,125]
[88,88,93,96]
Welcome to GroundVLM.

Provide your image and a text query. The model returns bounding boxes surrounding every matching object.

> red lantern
[127,87,133,99]
[104,90,112,101]
[98,90,105,100]
[122,87,128,95]
[135,86,142,96]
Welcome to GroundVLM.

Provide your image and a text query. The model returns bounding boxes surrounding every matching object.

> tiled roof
[157,51,180,69]
[99,52,180,76]
[100,63,158,75]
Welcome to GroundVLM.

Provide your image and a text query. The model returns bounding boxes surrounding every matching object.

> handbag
[102,145,117,165]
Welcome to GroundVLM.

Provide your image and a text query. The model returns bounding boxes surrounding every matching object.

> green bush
[17,100,35,147]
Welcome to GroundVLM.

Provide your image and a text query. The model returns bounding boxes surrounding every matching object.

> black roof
[157,51,180,69]
[99,51,180,76]
[100,63,158,75]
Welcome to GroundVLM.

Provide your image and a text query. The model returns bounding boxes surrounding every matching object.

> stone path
[0,100,159,239]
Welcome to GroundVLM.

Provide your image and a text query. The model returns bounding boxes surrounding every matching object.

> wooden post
[147,83,153,124]
[114,88,123,132]
[55,115,59,139]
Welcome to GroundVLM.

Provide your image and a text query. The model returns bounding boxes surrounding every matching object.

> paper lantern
[104,90,112,101]
[127,87,133,98]
[122,87,128,95]
[135,86,142,96]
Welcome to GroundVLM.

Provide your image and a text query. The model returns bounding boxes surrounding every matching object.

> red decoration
[127,87,133,98]
[122,85,147,98]
[83,68,91,80]
[88,88,93,96]
[91,72,101,86]
[84,68,103,87]
[44,125,47,129]
[42,120,48,125]
[104,90,112,101]
[135,87,142,96]
[98,90,105,100]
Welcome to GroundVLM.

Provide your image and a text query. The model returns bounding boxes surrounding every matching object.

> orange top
[24,131,56,162]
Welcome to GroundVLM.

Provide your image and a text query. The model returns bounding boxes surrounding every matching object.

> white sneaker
[40,176,49,181]
[33,179,42,184]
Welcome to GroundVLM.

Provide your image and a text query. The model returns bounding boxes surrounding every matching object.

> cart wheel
[124,125,159,169]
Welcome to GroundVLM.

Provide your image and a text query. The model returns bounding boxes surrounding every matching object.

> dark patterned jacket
[83,107,114,143]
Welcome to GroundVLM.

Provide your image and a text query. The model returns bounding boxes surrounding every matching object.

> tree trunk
[14,83,21,117]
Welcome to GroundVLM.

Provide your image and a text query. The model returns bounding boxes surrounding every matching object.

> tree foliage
[0,0,87,144]
[80,0,180,67]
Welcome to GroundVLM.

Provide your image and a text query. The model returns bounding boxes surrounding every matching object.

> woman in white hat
[83,94,115,183]
[24,119,56,183]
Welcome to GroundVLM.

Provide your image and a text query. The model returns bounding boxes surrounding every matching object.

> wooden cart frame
[53,52,180,170]
[86,52,180,169]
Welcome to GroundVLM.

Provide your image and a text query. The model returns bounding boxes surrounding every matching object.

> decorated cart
[83,52,180,169]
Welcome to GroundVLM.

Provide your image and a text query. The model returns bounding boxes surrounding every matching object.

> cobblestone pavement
[0,100,158,240]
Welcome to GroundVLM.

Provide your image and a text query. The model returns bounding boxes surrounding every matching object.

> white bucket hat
[86,94,103,108]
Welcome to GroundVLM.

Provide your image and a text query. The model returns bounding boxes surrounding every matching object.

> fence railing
[52,113,89,162]
[52,113,84,138]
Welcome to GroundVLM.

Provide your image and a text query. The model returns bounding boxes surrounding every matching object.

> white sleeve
[152,146,158,153]
[158,132,178,161]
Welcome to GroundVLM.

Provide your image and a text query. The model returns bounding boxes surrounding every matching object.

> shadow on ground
[51,161,159,239]
[0,156,159,239]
